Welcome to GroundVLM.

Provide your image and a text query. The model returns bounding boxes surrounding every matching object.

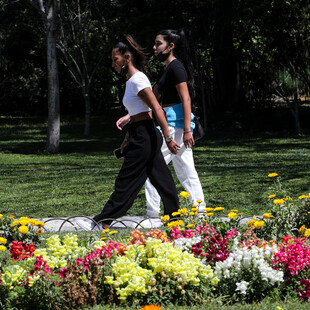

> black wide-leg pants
[93,119,179,225]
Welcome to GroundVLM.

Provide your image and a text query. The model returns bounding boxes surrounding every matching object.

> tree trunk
[291,72,301,134]
[84,91,91,136]
[45,1,60,153]
[212,0,239,117]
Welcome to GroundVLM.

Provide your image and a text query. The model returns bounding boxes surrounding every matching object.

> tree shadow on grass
[0,114,126,155]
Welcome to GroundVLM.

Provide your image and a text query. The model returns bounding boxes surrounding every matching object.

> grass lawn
[90,301,310,309]
[0,114,310,218]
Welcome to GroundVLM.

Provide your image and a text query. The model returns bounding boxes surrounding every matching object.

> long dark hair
[113,34,148,74]
[157,29,195,98]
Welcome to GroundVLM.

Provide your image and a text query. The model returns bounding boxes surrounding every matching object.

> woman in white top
[116,30,206,218]
[77,34,180,230]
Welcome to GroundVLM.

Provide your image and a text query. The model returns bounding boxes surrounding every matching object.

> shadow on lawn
[1,114,310,155]
[0,114,125,155]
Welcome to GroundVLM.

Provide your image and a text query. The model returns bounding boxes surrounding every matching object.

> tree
[29,0,60,153]
[57,0,101,136]
[259,0,310,133]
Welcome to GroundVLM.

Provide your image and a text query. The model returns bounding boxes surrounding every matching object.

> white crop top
[122,71,152,116]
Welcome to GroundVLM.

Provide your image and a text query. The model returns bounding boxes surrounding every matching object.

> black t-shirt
[157,59,188,105]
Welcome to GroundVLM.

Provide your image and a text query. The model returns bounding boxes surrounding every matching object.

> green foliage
[16,274,65,310]
[0,215,44,246]
[1,0,310,125]
[252,175,310,241]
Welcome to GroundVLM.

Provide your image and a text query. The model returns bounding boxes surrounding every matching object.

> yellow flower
[299,225,307,235]
[0,214,3,219]
[109,230,118,235]
[0,245,6,251]
[19,219,29,226]
[247,219,257,228]
[178,208,189,216]
[191,208,198,212]
[230,209,238,213]
[102,228,110,235]
[273,199,285,205]
[178,220,184,226]
[196,200,203,203]
[161,215,170,223]
[214,207,225,212]
[18,225,29,234]
[180,191,190,198]
[186,224,195,228]
[299,195,308,199]
[269,194,276,199]
[206,212,214,217]
[29,219,38,226]
[101,237,107,241]
[167,220,184,229]
[11,221,19,227]
[228,212,237,219]
[268,173,278,178]
[263,213,274,219]
[9,215,15,219]
[172,212,181,216]
[36,221,45,227]
[254,220,265,228]
[189,211,197,216]
[0,237,7,244]
[205,207,214,212]
[167,221,178,229]
[304,229,310,238]
[20,216,30,221]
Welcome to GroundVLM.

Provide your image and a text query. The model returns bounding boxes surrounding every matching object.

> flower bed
[1,173,310,309]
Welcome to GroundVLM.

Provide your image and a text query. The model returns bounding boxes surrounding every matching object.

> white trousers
[145,126,206,217]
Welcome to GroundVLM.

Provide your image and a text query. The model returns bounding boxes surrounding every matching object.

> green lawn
[1,115,310,218]
[90,301,310,310]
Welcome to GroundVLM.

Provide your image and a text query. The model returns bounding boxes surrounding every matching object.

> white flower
[173,237,201,251]
[223,269,230,278]
[215,245,284,285]
[236,281,249,294]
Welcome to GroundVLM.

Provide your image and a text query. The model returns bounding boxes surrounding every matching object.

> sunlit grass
[0,116,310,218]
[91,300,310,310]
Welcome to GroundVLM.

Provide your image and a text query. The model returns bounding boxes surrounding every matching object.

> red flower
[10,241,36,261]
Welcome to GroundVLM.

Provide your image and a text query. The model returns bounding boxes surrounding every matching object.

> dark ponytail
[157,29,196,98]
[114,34,148,74]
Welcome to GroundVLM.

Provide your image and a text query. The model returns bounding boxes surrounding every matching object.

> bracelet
[165,136,173,143]
[184,130,192,134]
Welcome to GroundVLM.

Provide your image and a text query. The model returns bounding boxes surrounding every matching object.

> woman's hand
[167,139,181,155]
[116,114,130,130]
[183,131,195,148]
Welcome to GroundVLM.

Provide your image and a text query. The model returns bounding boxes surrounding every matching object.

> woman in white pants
[117,29,205,217]
[144,29,205,217]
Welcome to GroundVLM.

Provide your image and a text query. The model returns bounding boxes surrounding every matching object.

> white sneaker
[75,219,101,231]
[139,218,162,228]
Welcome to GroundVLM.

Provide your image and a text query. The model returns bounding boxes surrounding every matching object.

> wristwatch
[165,136,173,143]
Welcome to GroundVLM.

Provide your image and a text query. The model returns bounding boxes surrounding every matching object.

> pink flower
[271,236,310,276]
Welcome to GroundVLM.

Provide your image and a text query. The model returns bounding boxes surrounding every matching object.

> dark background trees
[1,0,309,150]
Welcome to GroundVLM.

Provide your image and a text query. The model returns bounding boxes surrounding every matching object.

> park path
[40,215,163,232]
[40,214,253,232]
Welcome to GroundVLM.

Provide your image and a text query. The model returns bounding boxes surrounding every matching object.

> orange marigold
[140,305,162,310]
